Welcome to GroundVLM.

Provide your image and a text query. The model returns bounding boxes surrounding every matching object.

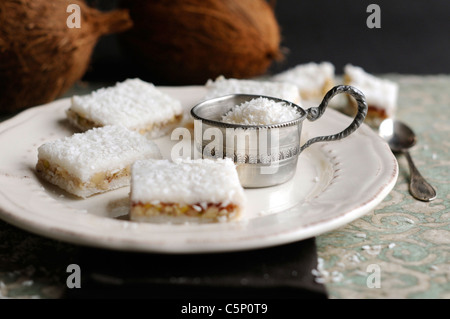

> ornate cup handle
[300,85,368,152]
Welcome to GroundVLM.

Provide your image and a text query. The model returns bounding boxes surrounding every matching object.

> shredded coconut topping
[69,78,183,129]
[131,158,245,206]
[204,76,301,103]
[37,125,162,182]
[220,97,301,125]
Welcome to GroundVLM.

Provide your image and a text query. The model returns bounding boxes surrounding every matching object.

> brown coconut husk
[0,0,133,114]
[119,0,283,85]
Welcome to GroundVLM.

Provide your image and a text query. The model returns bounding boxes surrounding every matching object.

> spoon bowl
[379,119,417,152]
[379,119,436,202]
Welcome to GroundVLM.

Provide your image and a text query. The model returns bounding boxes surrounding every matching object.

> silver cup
[191,85,367,188]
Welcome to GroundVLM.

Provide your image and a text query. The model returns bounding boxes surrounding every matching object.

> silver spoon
[379,119,436,201]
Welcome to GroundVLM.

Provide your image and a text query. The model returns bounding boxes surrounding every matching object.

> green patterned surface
[315,75,450,298]
[0,75,449,299]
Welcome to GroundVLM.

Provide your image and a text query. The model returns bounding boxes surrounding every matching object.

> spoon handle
[404,151,437,201]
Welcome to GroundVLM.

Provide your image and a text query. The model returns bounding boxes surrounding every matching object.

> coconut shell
[119,0,282,85]
[0,0,133,114]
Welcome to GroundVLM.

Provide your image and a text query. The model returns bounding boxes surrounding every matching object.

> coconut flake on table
[221,97,301,125]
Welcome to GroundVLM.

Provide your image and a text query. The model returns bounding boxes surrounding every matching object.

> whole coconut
[120,0,282,85]
[0,0,133,114]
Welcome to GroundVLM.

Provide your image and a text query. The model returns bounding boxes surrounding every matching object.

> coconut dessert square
[344,64,398,128]
[36,125,162,198]
[129,158,246,223]
[66,78,183,138]
[272,61,335,101]
[204,76,301,104]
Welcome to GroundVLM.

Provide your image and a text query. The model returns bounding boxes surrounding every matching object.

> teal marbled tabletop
[315,75,450,298]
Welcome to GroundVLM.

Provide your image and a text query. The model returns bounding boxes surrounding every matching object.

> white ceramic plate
[0,86,398,253]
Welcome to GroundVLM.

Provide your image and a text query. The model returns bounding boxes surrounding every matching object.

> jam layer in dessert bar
[130,158,246,223]
[36,125,162,198]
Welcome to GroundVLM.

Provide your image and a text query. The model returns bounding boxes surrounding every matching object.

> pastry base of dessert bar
[130,202,241,223]
[36,159,131,198]
[66,109,183,138]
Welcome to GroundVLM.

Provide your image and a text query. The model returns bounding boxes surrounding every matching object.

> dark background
[84,0,450,83]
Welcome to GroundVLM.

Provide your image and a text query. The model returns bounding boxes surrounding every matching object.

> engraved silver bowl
[191,85,368,188]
